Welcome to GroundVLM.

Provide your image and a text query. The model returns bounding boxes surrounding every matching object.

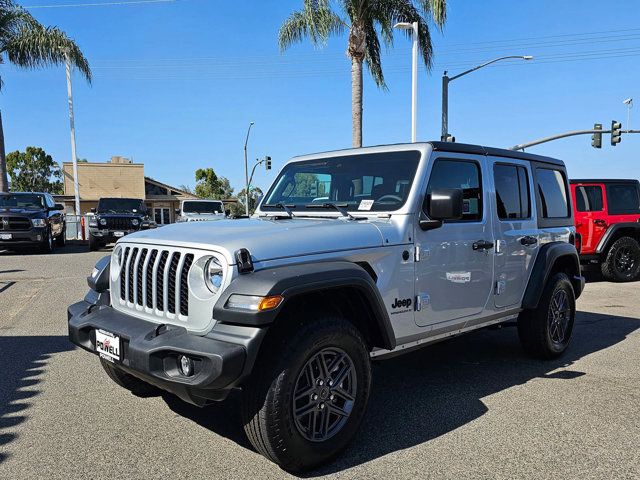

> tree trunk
[351,57,363,148]
[0,111,8,192]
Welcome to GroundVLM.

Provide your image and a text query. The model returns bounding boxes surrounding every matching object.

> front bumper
[68,299,266,405]
[0,228,45,247]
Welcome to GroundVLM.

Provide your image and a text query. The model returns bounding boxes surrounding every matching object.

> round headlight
[99,218,107,226]
[204,257,224,294]
[132,218,139,226]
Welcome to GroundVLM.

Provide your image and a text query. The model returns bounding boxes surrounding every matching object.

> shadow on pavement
[0,243,98,256]
[163,310,639,476]
[0,336,75,464]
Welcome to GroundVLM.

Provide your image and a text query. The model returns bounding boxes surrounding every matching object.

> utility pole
[65,50,81,238]
[243,122,254,216]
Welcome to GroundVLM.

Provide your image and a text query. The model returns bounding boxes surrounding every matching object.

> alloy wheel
[292,347,357,442]
[614,246,636,274]
[548,289,570,345]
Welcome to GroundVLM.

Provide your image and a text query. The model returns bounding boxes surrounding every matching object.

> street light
[63,49,82,239]
[623,98,633,130]
[441,55,533,141]
[243,121,254,216]
[394,21,419,143]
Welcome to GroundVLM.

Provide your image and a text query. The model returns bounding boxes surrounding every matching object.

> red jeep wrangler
[570,179,640,281]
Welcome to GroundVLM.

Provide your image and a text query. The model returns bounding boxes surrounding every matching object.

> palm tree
[279,0,446,148]
[0,0,91,192]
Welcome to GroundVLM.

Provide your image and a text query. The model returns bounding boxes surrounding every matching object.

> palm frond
[278,0,345,51]
[362,21,386,88]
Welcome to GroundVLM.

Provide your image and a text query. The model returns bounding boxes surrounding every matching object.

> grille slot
[145,250,158,308]
[167,253,181,314]
[180,254,194,316]
[105,217,135,230]
[0,217,32,231]
[156,251,169,311]
[135,249,148,306]
[120,247,130,300]
[127,248,138,303]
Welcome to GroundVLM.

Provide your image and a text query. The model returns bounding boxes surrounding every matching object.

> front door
[154,207,171,225]
[414,155,495,328]
[571,183,606,254]
[490,159,539,308]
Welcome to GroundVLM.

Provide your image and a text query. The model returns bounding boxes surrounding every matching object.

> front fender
[213,261,395,350]
[595,222,640,254]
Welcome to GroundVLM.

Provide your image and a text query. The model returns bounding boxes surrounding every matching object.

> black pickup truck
[88,197,156,251]
[0,192,66,253]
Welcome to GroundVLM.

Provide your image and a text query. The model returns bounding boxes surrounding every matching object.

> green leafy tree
[234,186,264,216]
[279,0,446,147]
[6,146,63,193]
[0,0,91,192]
[194,168,233,199]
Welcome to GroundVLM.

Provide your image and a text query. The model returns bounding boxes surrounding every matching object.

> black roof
[570,179,639,185]
[429,141,564,166]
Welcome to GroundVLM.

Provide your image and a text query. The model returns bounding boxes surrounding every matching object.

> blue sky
[3,0,640,194]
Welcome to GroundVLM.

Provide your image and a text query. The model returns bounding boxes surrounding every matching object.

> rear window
[536,169,570,218]
[494,164,530,220]
[606,183,640,214]
[575,185,603,212]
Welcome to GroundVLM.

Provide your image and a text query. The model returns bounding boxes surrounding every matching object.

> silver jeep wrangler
[69,142,584,471]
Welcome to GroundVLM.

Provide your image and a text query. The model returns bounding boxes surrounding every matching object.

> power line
[24,0,178,9]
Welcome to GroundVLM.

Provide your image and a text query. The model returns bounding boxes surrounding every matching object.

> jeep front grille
[105,217,137,230]
[119,246,194,318]
[0,216,31,231]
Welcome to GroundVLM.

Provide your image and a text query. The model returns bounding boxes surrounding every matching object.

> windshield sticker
[358,199,374,211]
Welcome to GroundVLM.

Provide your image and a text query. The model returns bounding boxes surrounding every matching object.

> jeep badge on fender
[68,141,584,472]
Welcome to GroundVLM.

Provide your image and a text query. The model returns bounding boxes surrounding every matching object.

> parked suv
[0,192,65,253]
[570,179,640,281]
[69,142,584,471]
[176,199,226,222]
[89,197,156,251]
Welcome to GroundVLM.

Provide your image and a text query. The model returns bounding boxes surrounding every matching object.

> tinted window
[494,164,530,220]
[606,184,640,214]
[575,186,603,212]
[536,169,569,218]
[263,151,420,212]
[427,160,482,221]
[182,201,224,214]
[97,198,145,214]
[0,193,45,210]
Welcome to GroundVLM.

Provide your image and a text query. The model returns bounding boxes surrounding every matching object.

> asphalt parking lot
[1,245,639,479]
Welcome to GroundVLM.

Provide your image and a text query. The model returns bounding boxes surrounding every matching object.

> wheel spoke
[332,386,355,402]
[294,385,315,401]
[328,403,350,418]
[295,402,316,420]
[331,362,352,388]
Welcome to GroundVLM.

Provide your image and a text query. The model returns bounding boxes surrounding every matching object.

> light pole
[394,21,419,142]
[441,55,533,141]
[243,122,254,216]
[623,98,633,130]
[64,50,82,238]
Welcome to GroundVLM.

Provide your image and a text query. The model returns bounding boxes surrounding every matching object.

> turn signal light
[258,295,284,311]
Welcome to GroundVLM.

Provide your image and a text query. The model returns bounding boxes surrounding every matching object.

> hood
[121,217,386,263]
[0,207,45,218]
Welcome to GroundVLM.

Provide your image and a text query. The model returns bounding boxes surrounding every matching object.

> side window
[494,164,530,220]
[44,195,54,208]
[606,184,640,214]
[536,168,570,218]
[427,159,482,221]
[575,186,603,212]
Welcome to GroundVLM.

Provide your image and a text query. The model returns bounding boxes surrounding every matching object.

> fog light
[178,355,194,377]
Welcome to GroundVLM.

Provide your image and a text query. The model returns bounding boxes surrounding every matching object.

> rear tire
[100,359,159,396]
[241,317,371,472]
[601,236,640,282]
[518,272,575,359]
[55,225,66,247]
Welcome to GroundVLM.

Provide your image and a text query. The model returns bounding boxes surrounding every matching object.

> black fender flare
[213,261,395,350]
[522,242,584,309]
[595,223,640,254]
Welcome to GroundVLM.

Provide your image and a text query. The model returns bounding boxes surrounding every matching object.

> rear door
[571,183,606,254]
[490,159,539,308]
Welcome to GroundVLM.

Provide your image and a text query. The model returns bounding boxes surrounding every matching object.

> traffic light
[591,123,602,149]
[611,120,622,146]
[265,156,272,170]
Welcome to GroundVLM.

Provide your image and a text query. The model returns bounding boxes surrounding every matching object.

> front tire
[241,317,371,472]
[518,272,576,359]
[601,236,640,282]
[56,224,66,247]
[40,228,54,254]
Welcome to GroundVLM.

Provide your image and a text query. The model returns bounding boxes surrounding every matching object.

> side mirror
[419,188,464,230]
[90,207,96,214]
[53,203,65,211]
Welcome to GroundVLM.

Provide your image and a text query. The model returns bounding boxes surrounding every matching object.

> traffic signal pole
[509,128,640,151]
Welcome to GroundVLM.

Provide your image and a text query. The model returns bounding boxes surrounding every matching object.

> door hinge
[415,294,430,311]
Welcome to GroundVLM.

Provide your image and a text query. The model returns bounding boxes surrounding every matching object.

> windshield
[97,198,145,214]
[182,201,224,214]
[262,151,421,212]
[0,193,45,210]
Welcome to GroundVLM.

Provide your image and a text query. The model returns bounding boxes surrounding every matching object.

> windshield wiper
[305,202,356,220]
[261,203,295,218]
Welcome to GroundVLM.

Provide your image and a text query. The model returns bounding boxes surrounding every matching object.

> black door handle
[520,235,538,246]
[473,240,494,251]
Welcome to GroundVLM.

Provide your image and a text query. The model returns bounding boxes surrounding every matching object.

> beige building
[55,157,201,225]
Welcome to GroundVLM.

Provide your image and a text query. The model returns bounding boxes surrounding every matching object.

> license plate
[113,231,125,237]
[95,329,121,362]
[0,233,11,240]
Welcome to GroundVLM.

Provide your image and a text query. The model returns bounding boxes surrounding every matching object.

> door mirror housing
[53,203,65,211]
[419,188,464,230]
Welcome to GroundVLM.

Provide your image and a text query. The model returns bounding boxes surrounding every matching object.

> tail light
[571,232,582,254]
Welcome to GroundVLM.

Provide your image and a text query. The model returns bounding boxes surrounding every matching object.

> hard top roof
[570,179,639,185]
